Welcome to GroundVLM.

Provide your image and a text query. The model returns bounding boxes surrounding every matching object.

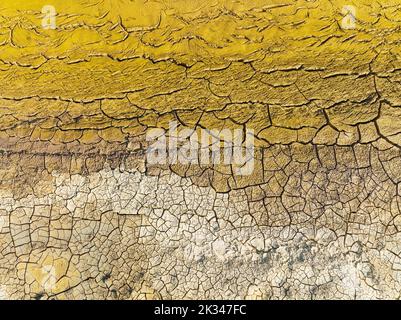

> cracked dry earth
[2,0,401,300]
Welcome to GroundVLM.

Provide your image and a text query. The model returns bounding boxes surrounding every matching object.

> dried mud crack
[1,0,401,299]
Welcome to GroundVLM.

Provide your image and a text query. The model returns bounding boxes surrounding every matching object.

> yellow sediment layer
[0,0,399,149]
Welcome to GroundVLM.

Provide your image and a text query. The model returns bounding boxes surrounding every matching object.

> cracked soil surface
[1,0,401,299]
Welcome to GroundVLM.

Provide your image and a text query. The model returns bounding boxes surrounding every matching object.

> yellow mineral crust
[0,0,401,299]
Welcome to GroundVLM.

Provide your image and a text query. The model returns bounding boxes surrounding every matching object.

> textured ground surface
[1,0,401,299]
